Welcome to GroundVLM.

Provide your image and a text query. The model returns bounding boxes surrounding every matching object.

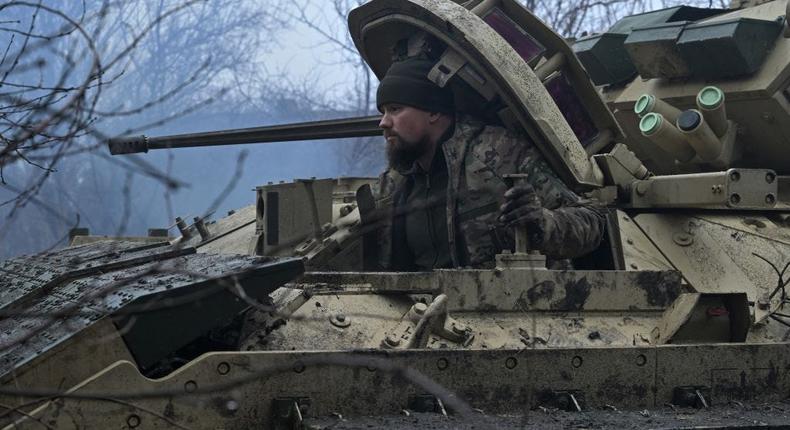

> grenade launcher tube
[108,115,382,155]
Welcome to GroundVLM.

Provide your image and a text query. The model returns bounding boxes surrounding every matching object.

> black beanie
[376,57,454,114]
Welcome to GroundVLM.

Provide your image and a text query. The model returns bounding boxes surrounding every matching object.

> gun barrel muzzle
[108,135,149,155]
[106,115,382,156]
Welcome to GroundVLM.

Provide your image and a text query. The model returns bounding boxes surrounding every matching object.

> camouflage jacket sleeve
[370,167,403,270]
[516,149,606,259]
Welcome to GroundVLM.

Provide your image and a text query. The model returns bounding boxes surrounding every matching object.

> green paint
[640,112,662,135]
[635,94,655,117]
[697,86,723,109]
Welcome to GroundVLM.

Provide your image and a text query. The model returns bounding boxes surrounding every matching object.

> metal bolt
[330,313,351,328]
[293,361,306,373]
[127,414,141,428]
[766,194,776,205]
[766,172,776,184]
[175,216,191,239]
[184,380,198,393]
[635,181,650,196]
[437,358,449,370]
[673,233,693,247]
[636,354,647,367]
[758,295,770,310]
[193,217,210,240]
[572,356,583,368]
[505,357,518,369]
[729,171,741,182]
[729,193,741,205]
[413,302,428,315]
[217,362,231,375]
[384,335,401,347]
[451,322,468,335]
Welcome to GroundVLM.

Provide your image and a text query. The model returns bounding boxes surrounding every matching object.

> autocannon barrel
[108,115,383,155]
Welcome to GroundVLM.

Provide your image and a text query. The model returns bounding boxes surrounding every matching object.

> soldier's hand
[499,184,553,247]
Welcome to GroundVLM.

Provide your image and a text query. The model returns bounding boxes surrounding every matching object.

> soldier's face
[379,104,432,169]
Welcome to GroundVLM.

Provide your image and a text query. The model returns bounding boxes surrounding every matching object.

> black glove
[498,183,554,249]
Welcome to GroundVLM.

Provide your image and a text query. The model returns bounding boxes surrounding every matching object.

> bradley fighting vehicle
[2,0,790,427]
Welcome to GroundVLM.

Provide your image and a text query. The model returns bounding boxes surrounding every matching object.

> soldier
[374,56,606,270]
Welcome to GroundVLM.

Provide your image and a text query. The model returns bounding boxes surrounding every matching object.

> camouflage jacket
[375,116,606,270]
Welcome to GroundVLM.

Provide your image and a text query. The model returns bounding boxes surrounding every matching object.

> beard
[385,133,429,172]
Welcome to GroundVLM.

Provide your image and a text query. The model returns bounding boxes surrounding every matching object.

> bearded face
[378,105,433,172]
[385,131,430,172]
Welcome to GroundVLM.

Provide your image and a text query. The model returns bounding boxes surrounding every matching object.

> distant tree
[0,0,288,259]
[263,0,383,177]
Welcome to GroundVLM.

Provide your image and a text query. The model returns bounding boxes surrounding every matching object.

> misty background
[0,0,727,259]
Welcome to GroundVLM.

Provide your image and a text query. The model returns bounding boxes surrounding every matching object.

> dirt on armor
[304,400,790,429]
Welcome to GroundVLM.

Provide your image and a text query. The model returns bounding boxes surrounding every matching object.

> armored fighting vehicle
[2,0,789,427]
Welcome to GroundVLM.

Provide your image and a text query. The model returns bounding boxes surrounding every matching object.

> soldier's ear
[427,111,442,124]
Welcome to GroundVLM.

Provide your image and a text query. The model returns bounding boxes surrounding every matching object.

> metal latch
[381,294,474,349]
[539,390,586,412]
[672,386,710,408]
[272,397,311,430]
[407,394,448,416]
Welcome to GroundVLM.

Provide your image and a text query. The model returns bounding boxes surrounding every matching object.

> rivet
[673,233,693,247]
[572,356,583,368]
[636,354,647,367]
[766,172,776,184]
[127,414,141,428]
[184,380,198,393]
[217,362,231,375]
[766,194,776,205]
[730,193,741,205]
[226,399,239,412]
[330,313,351,328]
[635,182,649,196]
[293,361,306,373]
[437,358,449,370]
[505,357,518,369]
